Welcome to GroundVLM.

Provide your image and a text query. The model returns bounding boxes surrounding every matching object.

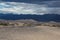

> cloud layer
[0,1,60,15]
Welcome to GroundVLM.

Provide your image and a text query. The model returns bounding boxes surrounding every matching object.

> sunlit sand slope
[0,26,60,40]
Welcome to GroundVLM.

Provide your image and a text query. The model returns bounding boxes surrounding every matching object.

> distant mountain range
[0,13,60,22]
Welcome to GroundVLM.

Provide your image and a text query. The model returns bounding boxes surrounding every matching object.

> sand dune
[0,26,60,40]
[0,20,60,40]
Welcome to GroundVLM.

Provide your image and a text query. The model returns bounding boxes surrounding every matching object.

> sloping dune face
[0,26,60,40]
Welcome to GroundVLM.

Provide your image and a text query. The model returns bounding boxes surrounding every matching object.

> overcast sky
[0,0,60,15]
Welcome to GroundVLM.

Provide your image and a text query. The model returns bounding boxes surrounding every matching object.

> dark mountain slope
[0,13,60,22]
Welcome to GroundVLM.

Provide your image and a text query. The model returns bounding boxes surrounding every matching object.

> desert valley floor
[0,20,60,40]
[0,26,60,40]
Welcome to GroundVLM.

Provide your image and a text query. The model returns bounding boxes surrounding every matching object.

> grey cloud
[0,2,60,15]
[40,1,60,7]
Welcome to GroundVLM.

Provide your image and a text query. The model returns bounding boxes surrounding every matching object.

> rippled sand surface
[0,26,60,40]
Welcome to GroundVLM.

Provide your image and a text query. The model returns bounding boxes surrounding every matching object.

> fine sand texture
[0,26,60,40]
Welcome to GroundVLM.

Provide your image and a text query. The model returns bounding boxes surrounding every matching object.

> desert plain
[0,19,60,40]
